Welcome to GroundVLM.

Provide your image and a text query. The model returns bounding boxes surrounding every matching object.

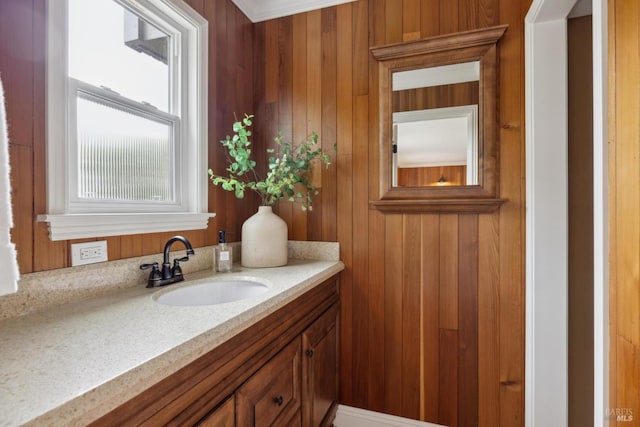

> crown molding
[232,0,356,22]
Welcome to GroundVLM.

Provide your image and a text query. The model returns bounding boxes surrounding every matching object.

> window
[41,0,212,240]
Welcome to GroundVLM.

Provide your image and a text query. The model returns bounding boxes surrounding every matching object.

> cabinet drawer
[236,338,301,426]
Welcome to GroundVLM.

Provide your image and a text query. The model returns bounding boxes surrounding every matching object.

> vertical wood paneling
[458,0,479,31]
[393,81,479,112]
[384,214,404,416]
[402,214,422,419]
[292,14,309,241]
[8,145,33,273]
[184,0,204,14]
[384,0,403,44]
[440,0,459,34]
[306,10,322,240]
[613,0,640,351]
[350,2,370,407]
[253,21,267,216]
[398,165,467,187]
[403,0,422,41]
[352,0,369,97]
[104,236,121,261]
[608,0,619,417]
[250,2,529,424]
[2,0,533,424]
[420,0,440,37]
[497,0,526,425]
[320,8,338,242]
[0,0,33,149]
[367,2,387,413]
[336,2,355,410]
[478,0,498,28]
[610,1,640,424]
[368,208,387,412]
[458,214,479,426]
[276,16,294,236]
[439,328,459,427]
[421,214,440,422]
[605,2,624,414]
[333,3,355,411]
[478,213,500,426]
[439,215,459,330]
[617,337,640,424]
[352,93,370,409]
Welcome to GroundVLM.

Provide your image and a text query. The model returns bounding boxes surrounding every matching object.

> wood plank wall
[253,0,531,425]
[393,81,479,112]
[0,0,258,273]
[609,1,640,425]
[398,165,467,186]
[1,0,532,425]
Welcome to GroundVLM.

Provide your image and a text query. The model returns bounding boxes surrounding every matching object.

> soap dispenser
[215,230,233,272]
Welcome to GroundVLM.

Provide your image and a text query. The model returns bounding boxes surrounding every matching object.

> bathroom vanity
[0,254,343,426]
[93,276,339,426]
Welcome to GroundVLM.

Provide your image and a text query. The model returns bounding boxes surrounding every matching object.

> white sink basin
[154,279,269,307]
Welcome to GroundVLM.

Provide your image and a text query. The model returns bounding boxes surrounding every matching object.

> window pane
[68,0,170,112]
[76,96,175,203]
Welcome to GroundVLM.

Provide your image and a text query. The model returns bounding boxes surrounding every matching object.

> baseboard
[333,405,447,427]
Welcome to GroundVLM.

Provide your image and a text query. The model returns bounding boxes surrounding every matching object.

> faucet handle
[140,262,161,288]
[140,262,159,270]
[171,256,189,278]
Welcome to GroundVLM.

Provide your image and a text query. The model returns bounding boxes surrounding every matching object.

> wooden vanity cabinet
[236,337,301,426]
[90,276,339,427]
[197,397,235,427]
[302,304,339,427]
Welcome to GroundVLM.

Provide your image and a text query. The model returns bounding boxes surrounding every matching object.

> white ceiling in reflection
[392,61,480,91]
[396,117,468,168]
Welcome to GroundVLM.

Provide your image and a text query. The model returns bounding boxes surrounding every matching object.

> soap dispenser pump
[215,230,233,272]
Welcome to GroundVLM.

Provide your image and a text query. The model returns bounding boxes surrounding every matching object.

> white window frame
[69,78,183,212]
[40,0,213,241]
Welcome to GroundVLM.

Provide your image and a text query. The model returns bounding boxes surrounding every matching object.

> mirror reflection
[392,61,480,187]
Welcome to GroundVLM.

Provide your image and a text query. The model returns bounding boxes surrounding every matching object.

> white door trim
[525,1,575,426]
[525,1,608,426]
[592,0,609,425]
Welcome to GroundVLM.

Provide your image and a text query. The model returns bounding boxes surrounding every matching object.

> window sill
[38,213,216,241]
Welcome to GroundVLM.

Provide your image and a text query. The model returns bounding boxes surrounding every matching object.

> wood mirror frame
[370,25,508,213]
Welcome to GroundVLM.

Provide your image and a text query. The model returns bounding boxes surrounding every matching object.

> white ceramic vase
[241,206,288,268]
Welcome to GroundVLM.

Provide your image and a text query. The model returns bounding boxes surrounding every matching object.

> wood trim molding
[370,25,508,61]
[369,198,506,213]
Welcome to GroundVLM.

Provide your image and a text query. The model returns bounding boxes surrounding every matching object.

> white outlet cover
[71,241,108,266]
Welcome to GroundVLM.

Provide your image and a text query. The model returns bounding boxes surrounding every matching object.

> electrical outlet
[71,241,108,266]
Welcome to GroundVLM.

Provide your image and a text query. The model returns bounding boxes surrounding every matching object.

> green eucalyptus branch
[208,114,333,210]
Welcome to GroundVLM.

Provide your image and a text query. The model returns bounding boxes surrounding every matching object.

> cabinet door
[301,304,339,427]
[197,396,235,427]
[236,338,301,427]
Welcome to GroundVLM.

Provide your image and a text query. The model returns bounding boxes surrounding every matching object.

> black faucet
[140,236,195,288]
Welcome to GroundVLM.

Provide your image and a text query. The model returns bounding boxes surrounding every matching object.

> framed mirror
[370,25,508,213]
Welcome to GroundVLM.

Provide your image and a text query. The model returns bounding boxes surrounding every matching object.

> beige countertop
[0,259,344,426]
